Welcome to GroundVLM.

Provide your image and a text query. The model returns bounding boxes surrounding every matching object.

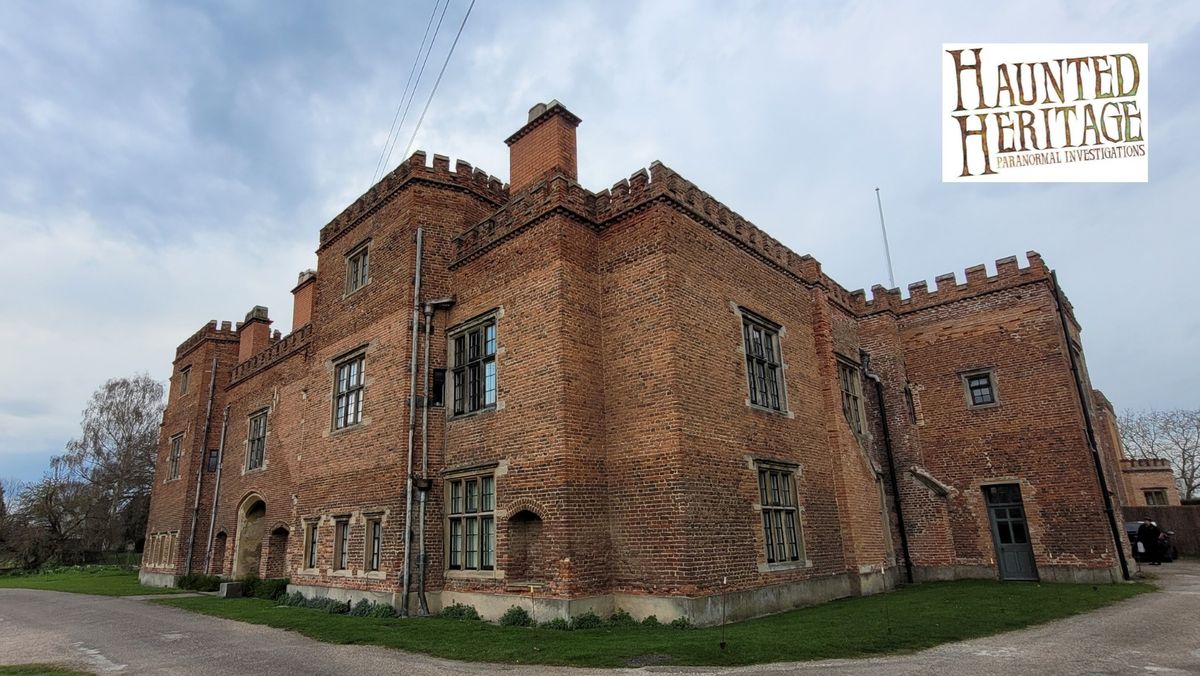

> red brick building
[140,101,1132,622]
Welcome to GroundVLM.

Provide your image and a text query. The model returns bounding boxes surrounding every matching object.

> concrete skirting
[913,564,996,582]
[138,571,178,588]
[915,563,1124,585]
[287,583,399,609]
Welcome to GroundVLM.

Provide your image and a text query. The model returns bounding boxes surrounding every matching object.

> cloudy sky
[1,0,1197,485]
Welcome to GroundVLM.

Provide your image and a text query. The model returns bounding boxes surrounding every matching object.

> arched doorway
[211,531,228,576]
[234,496,267,577]
[265,525,289,578]
[507,509,549,583]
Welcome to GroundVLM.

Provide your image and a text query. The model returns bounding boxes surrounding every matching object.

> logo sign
[942,44,1148,182]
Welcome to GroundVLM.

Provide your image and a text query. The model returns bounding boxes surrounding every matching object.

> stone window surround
[443,460,507,580]
[330,347,368,432]
[731,303,794,419]
[297,512,389,580]
[747,456,812,573]
[178,365,191,396]
[960,368,1000,410]
[447,308,505,421]
[165,432,185,482]
[343,238,371,298]
[244,407,269,474]
[836,355,867,436]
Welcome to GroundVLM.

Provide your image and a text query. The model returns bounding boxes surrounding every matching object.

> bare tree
[1119,409,1200,500]
[54,374,165,552]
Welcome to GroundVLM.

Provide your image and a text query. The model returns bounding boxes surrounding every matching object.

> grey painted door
[984,484,1038,581]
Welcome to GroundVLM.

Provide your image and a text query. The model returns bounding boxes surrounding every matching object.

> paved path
[1,562,1197,675]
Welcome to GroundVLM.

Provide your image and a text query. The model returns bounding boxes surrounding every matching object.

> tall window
[168,433,184,480]
[451,319,496,415]
[1144,489,1169,506]
[334,519,349,570]
[742,312,783,411]
[447,474,495,571]
[758,465,803,564]
[305,522,319,568]
[963,370,997,408]
[178,366,190,395]
[247,410,267,470]
[334,354,365,429]
[838,361,865,434]
[206,448,219,472]
[366,518,382,571]
[345,241,370,294]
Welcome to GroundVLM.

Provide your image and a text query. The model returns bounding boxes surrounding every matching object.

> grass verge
[0,665,91,676]
[155,579,1151,667]
[0,567,187,597]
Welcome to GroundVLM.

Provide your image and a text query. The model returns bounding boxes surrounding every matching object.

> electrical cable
[400,0,476,162]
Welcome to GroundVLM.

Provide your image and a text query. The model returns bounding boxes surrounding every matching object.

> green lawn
[0,666,91,676]
[0,568,186,597]
[156,579,1151,667]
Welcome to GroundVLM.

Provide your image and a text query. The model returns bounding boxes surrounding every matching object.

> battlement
[229,323,313,385]
[175,320,239,361]
[319,151,509,250]
[1122,457,1174,471]
[858,252,1050,316]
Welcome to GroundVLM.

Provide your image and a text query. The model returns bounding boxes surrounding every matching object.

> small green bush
[608,608,637,627]
[499,605,534,627]
[539,617,570,630]
[176,574,222,592]
[366,601,398,618]
[252,578,289,601]
[669,616,693,629]
[570,611,604,630]
[279,591,306,606]
[349,599,373,617]
[440,602,481,620]
[641,614,661,627]
[302,597,350,614]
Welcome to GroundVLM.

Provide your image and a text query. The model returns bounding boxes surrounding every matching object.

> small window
[742,311,784,411]
[758,465,804,564]
[345,241,370,294]
[305,522,319,568]
[333,353,366,429]
[206,448,219,472]
[963,370,997,408]
[168,433,184,480]
[904,384,917,423]
[247,410,268,471]
[430,369,446,408]
[366,518,382,571]
[178,367,190,395]
[1144,489,1169,506]
[334,520,350,570]
[447,473,495,571]
[838,360,865,434]
[450,318,497,416]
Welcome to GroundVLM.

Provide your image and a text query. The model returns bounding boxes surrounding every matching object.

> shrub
[440,602,481,621]
[349,599,372,617]
[608,608,637,627]
[302,597,350,614]
[641,614,661,627]
[499,605,534,627]
[252,578,289,601]
[570,611,604,630]
[366,601,398,618]
[669,616,693,629]
[539,617,570,630]
[279,591,306,607]
[176,574,222,592]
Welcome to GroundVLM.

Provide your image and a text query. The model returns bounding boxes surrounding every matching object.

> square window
[741,311,784,411]
[333,353,366,429]
[446,472,496,572]
[1144,489,1168,506]
[963,371,997,408]
[449,316,497,416]
[345,242,370,294]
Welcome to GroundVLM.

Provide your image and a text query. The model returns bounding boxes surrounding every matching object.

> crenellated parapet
[319,151,509,251]
[858,252,1050,316]
[175,320,239,361]
[1121,457,1174,471]
[229,323,313,385]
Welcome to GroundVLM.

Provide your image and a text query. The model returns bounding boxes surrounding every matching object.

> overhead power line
[400,0,477,163]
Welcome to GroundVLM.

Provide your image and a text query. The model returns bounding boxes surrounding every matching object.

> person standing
[1136,518,1162,565]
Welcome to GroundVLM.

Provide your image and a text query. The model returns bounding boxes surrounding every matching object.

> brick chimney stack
[505,100,581,193]
[238,306,272,362]
[291,270,316,331]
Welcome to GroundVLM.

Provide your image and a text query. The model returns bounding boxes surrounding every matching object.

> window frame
[366,517,382,572]
[167,433,184,481]
[1144,489,1169,506]
[961,369,999,409]
[206,448,219,472]
[756,463,805,566]
[178,366,190,396]
[304,521,319,569]
[344,240,371,295]
[448,313,498,418]
[446,472,496,572]
[246,408,268,471]
[837,358,866,435]
[740,309,786,413]
[332,351,366,430]
[333,519,350,571]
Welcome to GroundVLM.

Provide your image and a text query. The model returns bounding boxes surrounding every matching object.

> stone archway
[507,509,549,583]
[265,525,289,578]
[233,496,267,578]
